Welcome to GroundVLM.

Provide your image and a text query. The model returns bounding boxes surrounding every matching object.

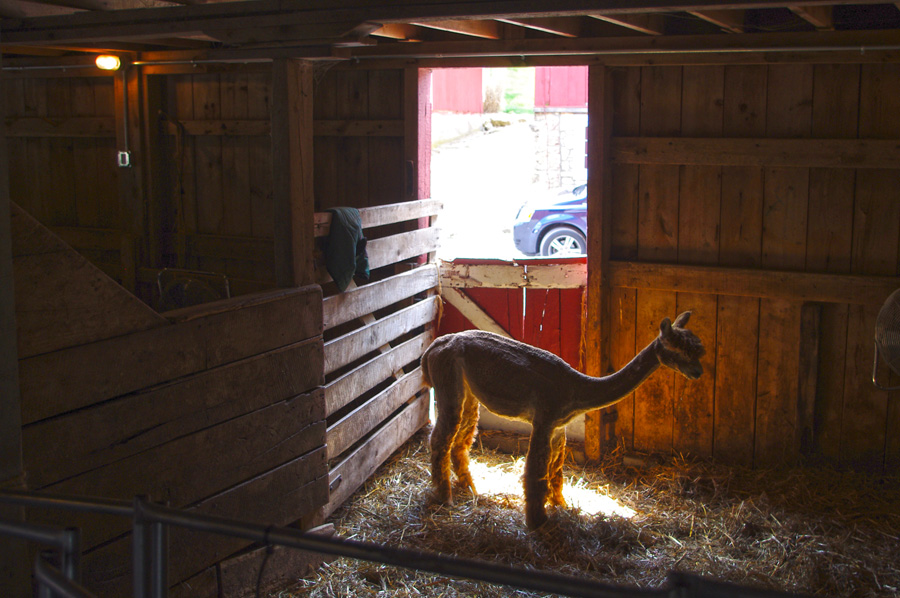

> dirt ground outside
[431,114,581,261]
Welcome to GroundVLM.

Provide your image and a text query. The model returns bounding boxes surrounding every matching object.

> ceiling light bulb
[95,55,121,71]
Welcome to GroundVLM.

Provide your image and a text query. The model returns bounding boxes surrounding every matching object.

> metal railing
[1,489,807,598]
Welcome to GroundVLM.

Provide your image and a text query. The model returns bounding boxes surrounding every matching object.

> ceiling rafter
[25,0,182,10]
[688,9,746,32]
[0,0,82,18]
[411,19,501,39]
[789,5,834,29]
[0,1,898,60]
[372,23,425,41]
[348,27,900,59]
[496,16,583,37]
[590,13,666,35]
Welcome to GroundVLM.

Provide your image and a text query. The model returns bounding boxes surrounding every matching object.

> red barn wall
[432,68,482,113]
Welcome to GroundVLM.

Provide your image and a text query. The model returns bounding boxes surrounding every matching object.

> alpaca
[421,311,705,529]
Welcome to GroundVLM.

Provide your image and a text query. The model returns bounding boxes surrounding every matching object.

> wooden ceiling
[2,1,900,65]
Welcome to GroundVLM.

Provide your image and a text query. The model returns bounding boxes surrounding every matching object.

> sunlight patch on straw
[468,459,635,519]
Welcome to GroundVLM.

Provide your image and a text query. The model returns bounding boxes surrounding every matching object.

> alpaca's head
[656,311,705,380]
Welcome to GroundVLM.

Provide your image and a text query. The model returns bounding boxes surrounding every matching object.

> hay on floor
[277,428,900,598]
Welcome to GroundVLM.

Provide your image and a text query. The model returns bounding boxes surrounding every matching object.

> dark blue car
[513,184,587,256]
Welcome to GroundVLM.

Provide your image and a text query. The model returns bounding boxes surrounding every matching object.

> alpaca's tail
[420,344,433,388]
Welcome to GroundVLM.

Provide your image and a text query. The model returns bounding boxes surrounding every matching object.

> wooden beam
[29,0,181,10]
[372,23,425,41]
[0,0,81,18]
[590,13,665,35]
[609,261,900,306]
[365,227,440,272]
[496,16,581,37]
[790,5,834,30]
[0,47,28,592]
[350,29,900,60]
[0,1,885,46]
[314,119,404,137]
[440,260,586,289]
[442,288,510,338]
[166,119,270,136]
[327,368,426,459]
[323,296,439,375]
[325,330,432,416]
[0,46,24,486]
[3,116,116,137]
[115,66,144,293]
[612,137,900,169]
[584,65,614,461]
[201,21,370,45]
[411,19,501,39]
[272,58,315,287]
[687,9,745,33]
[323,264,439,330]
[314,198,442,237]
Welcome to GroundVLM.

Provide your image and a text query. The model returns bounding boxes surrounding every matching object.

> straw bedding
[278,428,900,597]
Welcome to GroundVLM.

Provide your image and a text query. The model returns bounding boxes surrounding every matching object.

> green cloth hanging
[324,207,370,291]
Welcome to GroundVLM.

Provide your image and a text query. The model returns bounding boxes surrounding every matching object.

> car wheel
[539,227,586,257]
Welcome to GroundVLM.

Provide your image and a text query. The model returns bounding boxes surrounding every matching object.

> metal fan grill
[873,288,900,390]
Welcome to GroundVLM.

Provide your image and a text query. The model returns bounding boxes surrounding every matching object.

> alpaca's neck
[574,338,661,413]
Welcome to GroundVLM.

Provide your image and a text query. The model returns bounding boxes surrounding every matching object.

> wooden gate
[437,257,587,436]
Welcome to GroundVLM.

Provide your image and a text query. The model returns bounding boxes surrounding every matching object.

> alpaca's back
[422,330,580,422]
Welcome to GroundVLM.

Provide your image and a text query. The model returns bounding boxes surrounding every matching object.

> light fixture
[95,55,121,71]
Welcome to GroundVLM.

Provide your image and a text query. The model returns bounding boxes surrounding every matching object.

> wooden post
[142,73,168,279]
[583,66,614,462]
[115,62,144,294]
[272,58,315,288]
[0,52,29,596]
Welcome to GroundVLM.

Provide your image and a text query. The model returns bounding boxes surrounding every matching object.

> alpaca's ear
[673,311,692,328]
[659,317,672,336]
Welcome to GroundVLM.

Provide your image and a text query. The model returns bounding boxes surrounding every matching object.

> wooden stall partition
[12,204,327,594]
[602,62,900,471]
[315,198,441,521]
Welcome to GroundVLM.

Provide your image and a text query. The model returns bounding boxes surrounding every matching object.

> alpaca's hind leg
[450,391,480,493]
[547,429,567,507]
[523,423,554,529]
[430,387,464,504]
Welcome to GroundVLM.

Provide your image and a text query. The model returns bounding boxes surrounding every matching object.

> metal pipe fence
[0,489,807,598]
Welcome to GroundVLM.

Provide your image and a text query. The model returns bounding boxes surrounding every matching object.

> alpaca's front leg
[547,429,567,507]
[523,423,554,529]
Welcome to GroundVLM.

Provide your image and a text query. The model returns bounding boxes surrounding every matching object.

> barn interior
[1,1,900,596]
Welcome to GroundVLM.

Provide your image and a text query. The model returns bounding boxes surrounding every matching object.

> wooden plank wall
[2,74,124,283]
[313,67,407,211]
[603,63,900,470]
[154,69,276,299]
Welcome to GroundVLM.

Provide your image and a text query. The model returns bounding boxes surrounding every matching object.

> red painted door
[437,257,585,370]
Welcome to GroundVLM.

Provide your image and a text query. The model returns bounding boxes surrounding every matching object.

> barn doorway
[428,66,591,441]
[430,66,588,260]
